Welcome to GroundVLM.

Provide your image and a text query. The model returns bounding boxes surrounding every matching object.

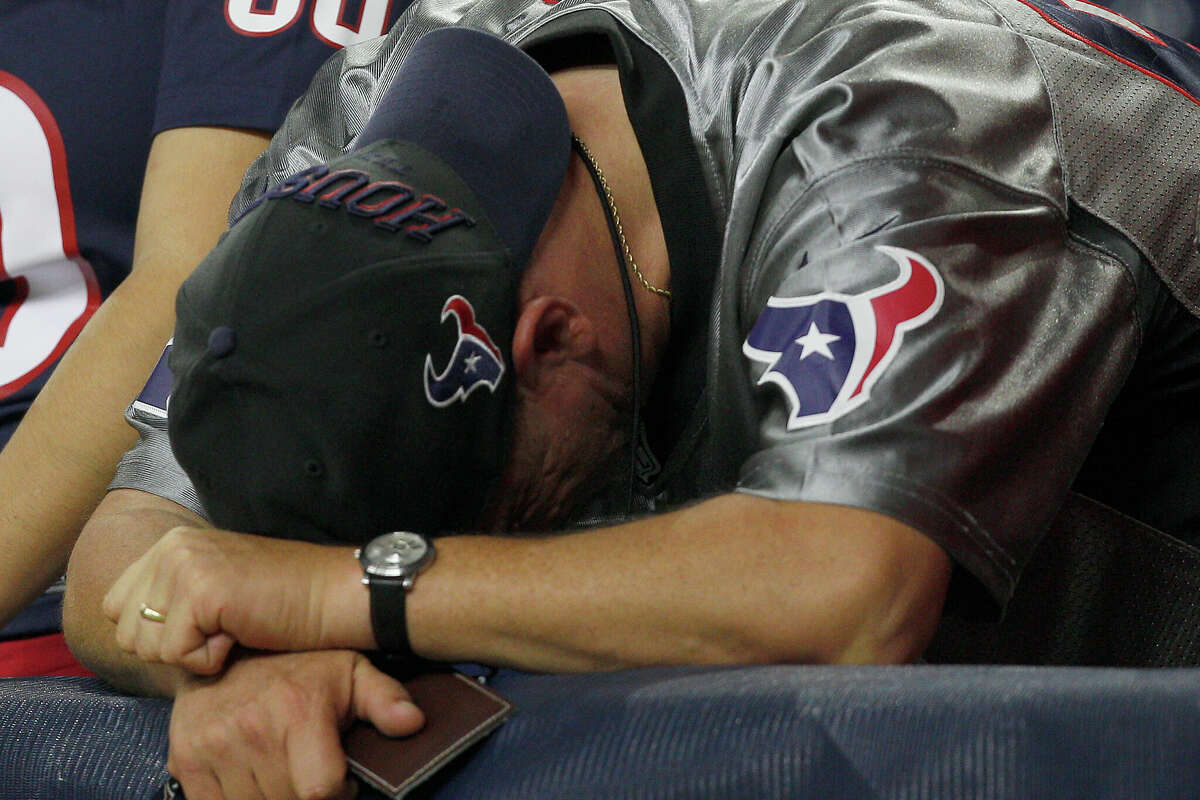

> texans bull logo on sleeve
[743,245,944,430]
[423,294,505,407]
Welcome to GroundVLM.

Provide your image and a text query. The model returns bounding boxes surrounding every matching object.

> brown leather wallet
[344,671,514,798]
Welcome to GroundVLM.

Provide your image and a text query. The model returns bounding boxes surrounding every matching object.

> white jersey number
[0,72,100,400]
[225,0,396,47]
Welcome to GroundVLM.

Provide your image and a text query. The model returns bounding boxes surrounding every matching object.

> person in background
[0,0,411,676]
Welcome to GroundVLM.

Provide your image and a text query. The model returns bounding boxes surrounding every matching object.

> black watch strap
[368,574,416,658]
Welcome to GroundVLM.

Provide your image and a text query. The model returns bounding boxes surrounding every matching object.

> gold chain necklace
[571,135,671,301]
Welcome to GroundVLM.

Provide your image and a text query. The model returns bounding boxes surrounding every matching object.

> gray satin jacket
[117,0,1200,611]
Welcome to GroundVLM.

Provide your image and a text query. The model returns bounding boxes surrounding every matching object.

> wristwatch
[356,531,436,657]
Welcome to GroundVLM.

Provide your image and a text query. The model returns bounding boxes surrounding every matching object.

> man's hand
[169,649,423,800]
[102,526,358,674]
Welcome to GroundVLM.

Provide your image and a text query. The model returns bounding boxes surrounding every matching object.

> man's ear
[511,296,599,389]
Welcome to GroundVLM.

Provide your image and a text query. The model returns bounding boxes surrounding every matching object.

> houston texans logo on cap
[743,245,944,430]
[424,295,505,407]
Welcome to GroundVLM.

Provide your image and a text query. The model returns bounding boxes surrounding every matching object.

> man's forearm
[322,493,952,671]
[90,491,950,680]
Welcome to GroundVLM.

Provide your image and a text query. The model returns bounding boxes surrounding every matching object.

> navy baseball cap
[167,28,571,543]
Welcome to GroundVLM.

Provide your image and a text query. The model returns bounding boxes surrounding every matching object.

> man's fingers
[284,712,353,800]
[132,615,166,663]
[171,766,225,800]
[248,758,297,800]
[349,656,425,737]
[106,563,148,651]
[159,613,208,668]
[336,777,359,800]
[100,580,125,624]
[169,630,236,676]
[111,598,139,654]
[114,597,166,659]
[102,550,146,623]
[216,767,267,800]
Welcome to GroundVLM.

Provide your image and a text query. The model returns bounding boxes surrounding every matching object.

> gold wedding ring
[139,603,167,623]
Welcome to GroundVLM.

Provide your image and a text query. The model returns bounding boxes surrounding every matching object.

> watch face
[362,531,431,577]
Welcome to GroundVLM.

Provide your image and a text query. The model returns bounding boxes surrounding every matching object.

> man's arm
[76,485,947,800]
[411,493,951,670]
[0,127,270,629]
[99,490,952,675]
[65,492,426,799]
